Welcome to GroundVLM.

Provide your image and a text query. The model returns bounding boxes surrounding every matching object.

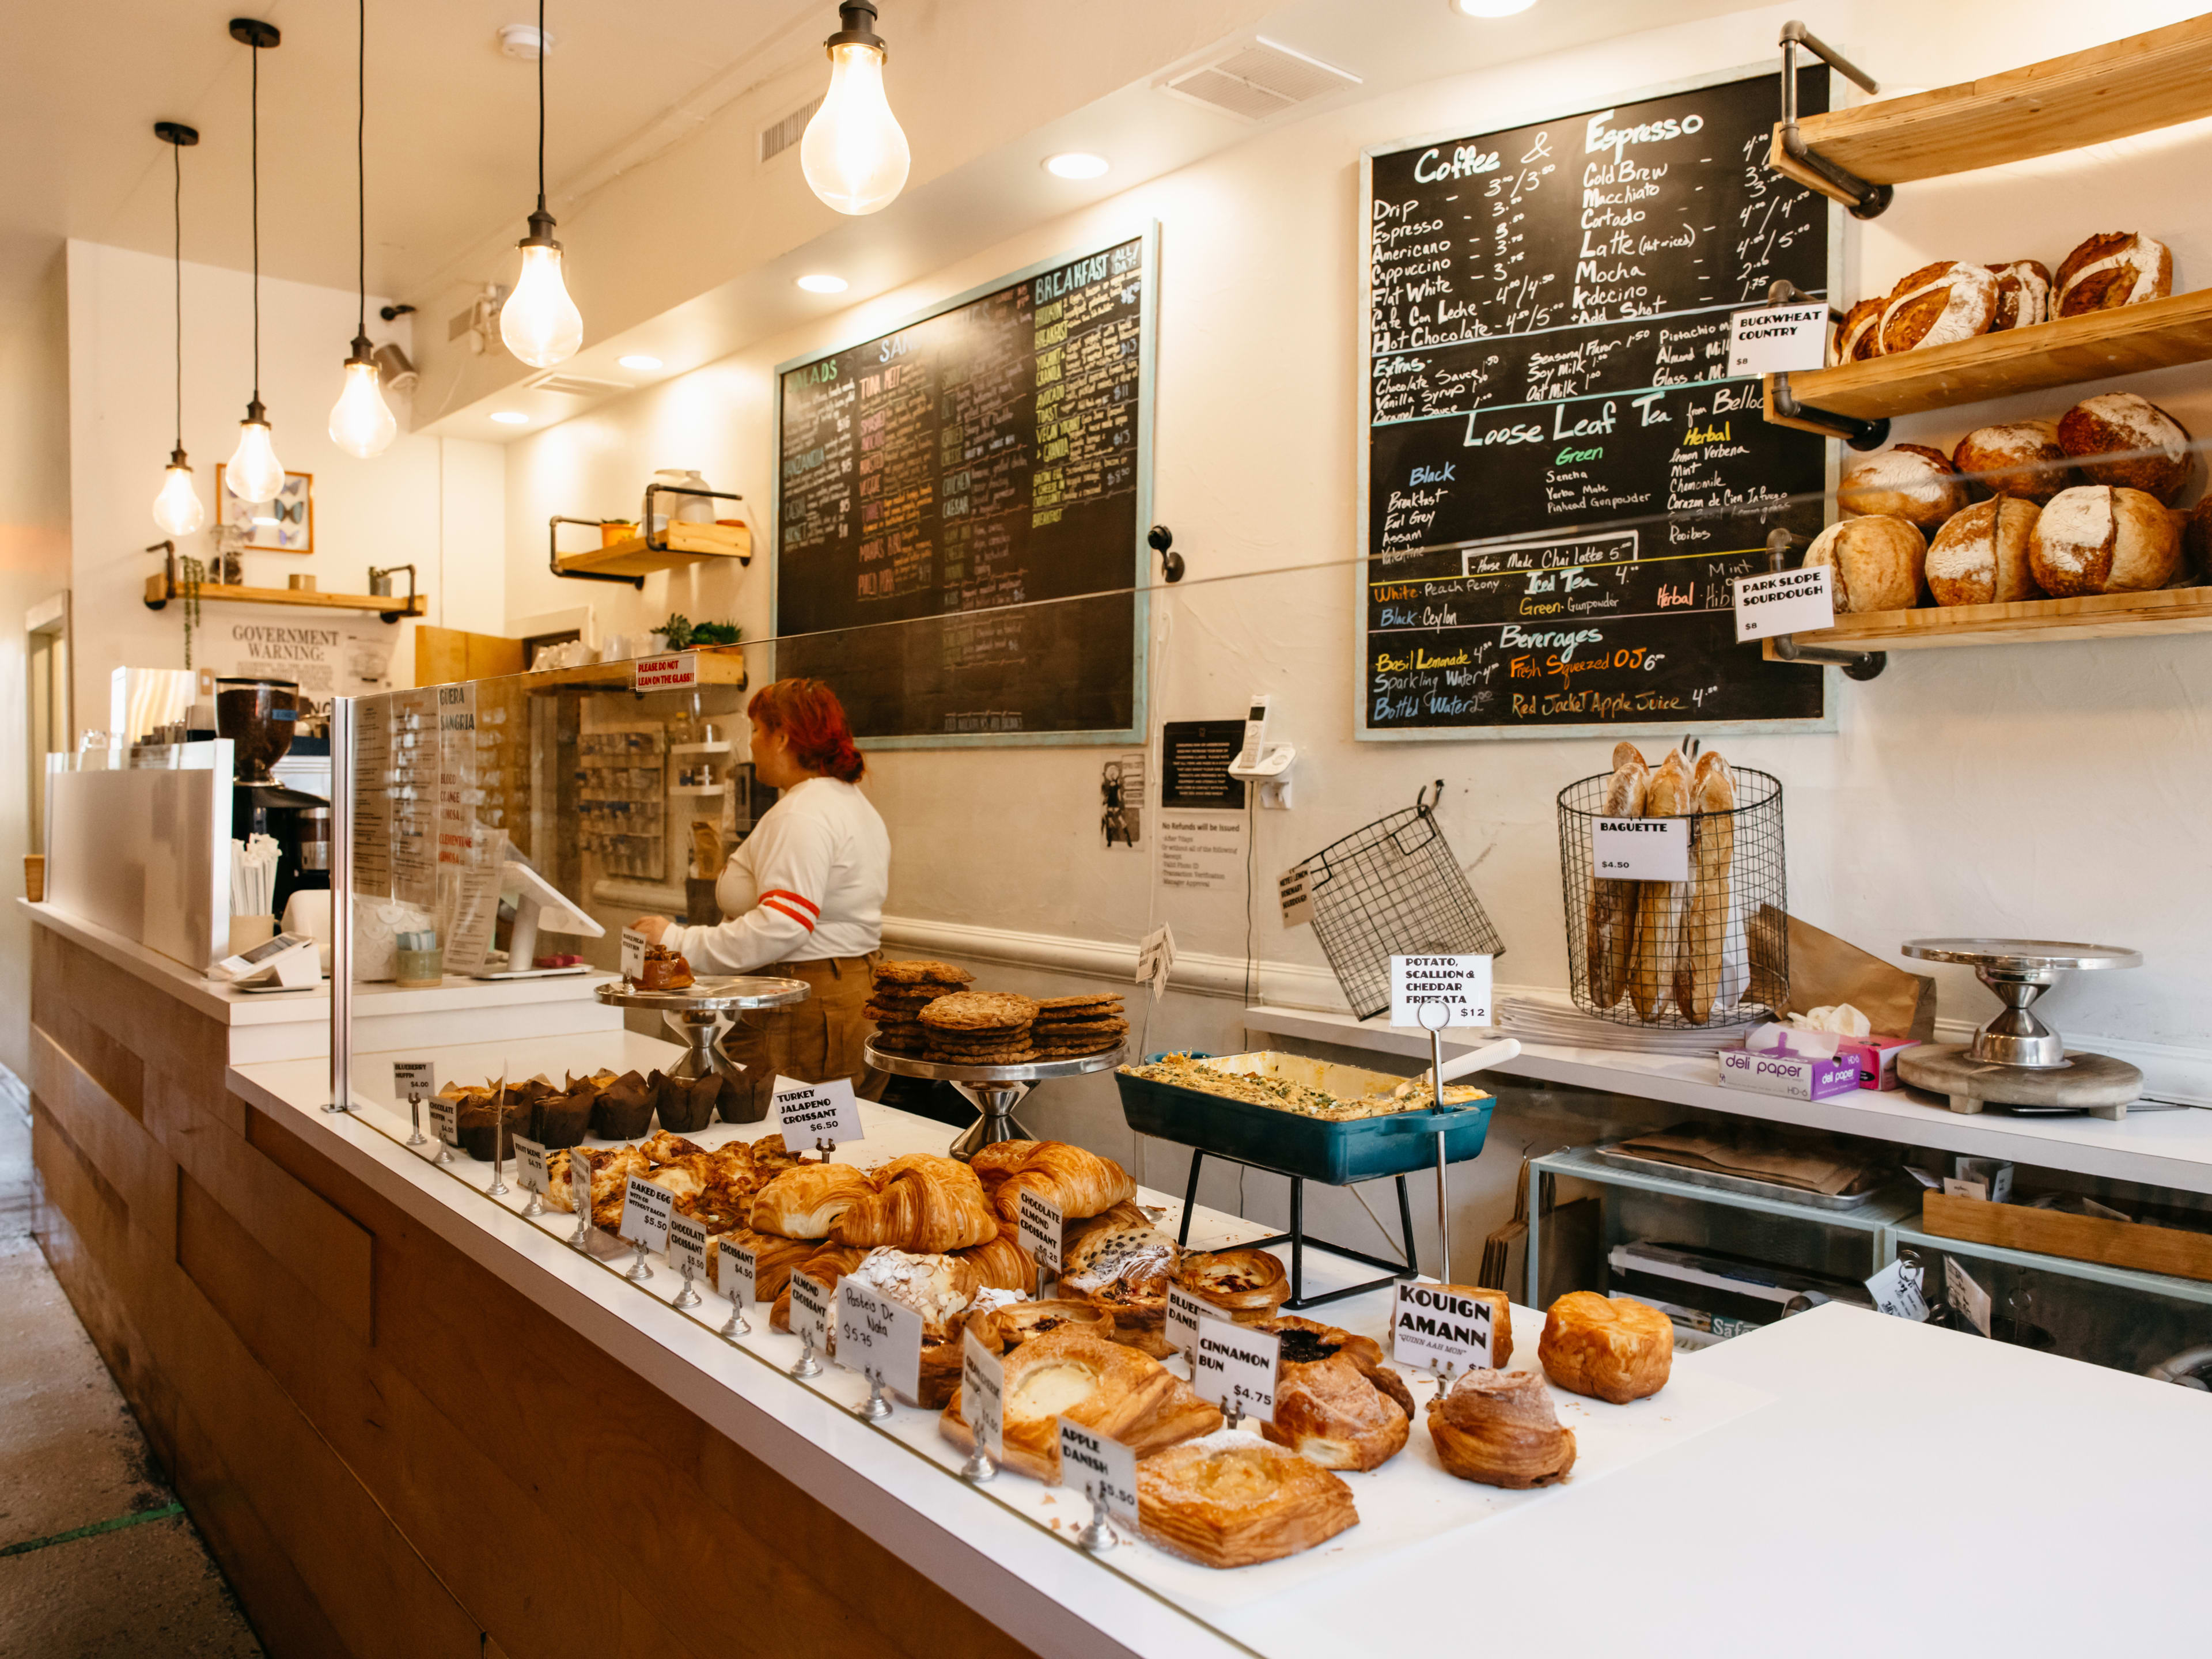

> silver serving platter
[595,975,810,1013]
[1901,938,2142,974]
[1588,1141,1891,1211]
[863,1041,1128,1084]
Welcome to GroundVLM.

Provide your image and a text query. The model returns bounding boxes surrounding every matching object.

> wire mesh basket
[1301,782,1506,1021]
[1558,763,1786,1028]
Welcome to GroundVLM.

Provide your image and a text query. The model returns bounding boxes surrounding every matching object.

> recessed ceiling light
[796,273,849,294]
[1452,0,1537,16]
[497,24,554,59]
[617,354,663,372]
[1044,152,1109,180]
[490,411,530,425]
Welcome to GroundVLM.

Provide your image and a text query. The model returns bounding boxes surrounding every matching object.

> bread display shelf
[525,648,749,694]
[142,571,426,620]
[1919,1191,2212,1288]
[1760,584,2212,657]
[554,520,752,579]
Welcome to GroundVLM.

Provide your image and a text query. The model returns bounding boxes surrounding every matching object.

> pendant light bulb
[501,215,584,366]
[329,341,397,457]
[801,5,909,216]
[153,450,207,536]
[229,403,286,505]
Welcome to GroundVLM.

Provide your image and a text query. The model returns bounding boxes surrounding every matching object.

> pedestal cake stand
[863,1041,1129,1160]
[1897,938,2143,1119]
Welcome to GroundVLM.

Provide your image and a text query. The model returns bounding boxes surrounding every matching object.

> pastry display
[1800,515,1927,613]
[863,959,974,1056]
[2057,392,2193,502]
[965,1297,1113,1353]
[2054,231,2172,316]
[1116,1054,1486,1120]
[834,1154,999,1252]
[2029,484,2181,596]
[1878,260,1999,354]
[1538,1291,1673,1404]
[1031,994,1130,1059]
[1952,421,2073,505]
[988,1141,1138,1225]
[1986,259,2051,331]
[1426,1368,1577,1488]
[635,942,695,991]
[1836,444,1966,526]
[1252,1316,1411,1472]
[749,1162,879,1240]
[938,1330,1220,1481]
[918,991,1042,1066]
[1137,1430,1359,1569]
[1175,1249,1290,1324]
[1926,497,2044,606]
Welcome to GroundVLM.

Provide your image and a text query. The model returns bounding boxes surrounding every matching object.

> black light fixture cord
[250,33,261,404]
[357,0,366,339]
[172,139,184,450]
[536,0,547,214]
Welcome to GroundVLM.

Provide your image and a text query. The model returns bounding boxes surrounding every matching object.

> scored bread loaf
[1582,741,1647,1012]
[1952,421,2071,505]
[1984,259,2051,331]
[1836,445,1965,526]
[2029,486,2180,596]
[1926,498,2043,607]
[1878,261,1999,354]
[2054,232,2172,316]
[1802,516,1927,613]
[1627,751,1690,1023]
[1833,297,1884,363]
[1671,751,1735,1027]
[2057,392,2193,505]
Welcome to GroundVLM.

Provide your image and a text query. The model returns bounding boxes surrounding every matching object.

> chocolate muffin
[590,1070,654,1141]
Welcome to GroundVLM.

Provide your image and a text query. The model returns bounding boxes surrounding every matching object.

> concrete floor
[0,1075,264,1658]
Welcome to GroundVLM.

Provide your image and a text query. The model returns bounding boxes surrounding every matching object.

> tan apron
[722,953,879,1121]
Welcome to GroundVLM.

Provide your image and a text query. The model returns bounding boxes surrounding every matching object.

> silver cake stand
[1898,938,2143,1118]
[864,1041,1128,1160]
[597,976,810,1099]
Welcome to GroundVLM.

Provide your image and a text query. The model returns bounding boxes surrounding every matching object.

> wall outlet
[1258,778,1293,810]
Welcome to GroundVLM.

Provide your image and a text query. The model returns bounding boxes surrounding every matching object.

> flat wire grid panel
[1304,792,1505,1021]
[1557,766,1786,1029]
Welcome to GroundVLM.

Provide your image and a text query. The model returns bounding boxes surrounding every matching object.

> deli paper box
[1834,1035,1916,1091]
[1716,1046,1861,1101]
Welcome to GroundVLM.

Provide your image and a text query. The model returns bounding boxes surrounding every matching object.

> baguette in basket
[1672,752,1736,1025]
[1583,743,1647,1010]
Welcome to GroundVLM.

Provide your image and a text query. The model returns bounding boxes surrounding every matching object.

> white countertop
[231,1033,2212,1658]
[1246,1003,2212,1198]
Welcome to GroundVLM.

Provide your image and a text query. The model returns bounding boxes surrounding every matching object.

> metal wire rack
[1301,782,1505,1021]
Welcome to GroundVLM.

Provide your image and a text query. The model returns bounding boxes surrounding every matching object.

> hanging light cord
[536,0,547,214]
[356,0,366,340]
[249,32,262,403]
[172,139,184,451]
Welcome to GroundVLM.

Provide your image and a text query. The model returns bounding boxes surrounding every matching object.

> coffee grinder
[217,676,327,916]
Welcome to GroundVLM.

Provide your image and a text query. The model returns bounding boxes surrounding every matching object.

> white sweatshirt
[670,777,889,973]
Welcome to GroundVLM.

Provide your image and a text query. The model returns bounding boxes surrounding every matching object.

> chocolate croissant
[988,1141,1137,1225]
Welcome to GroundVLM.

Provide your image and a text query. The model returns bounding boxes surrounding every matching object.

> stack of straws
[230,834,281,917]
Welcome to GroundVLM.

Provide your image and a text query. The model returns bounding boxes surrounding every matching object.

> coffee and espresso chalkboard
[773,233,1154,745]
[1358,69,1837,738]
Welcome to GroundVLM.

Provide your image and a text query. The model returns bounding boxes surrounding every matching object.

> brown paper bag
[1758,906,1936,1040]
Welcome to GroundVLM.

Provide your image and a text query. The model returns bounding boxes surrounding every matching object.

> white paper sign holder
[1753,526,1888,681]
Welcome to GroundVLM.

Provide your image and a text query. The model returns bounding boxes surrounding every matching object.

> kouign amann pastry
[1538,1291,1673,1404]
[1253,1316,1411,1472]
[1952,421,2072,505]
[1801,516,1927,612]
[1836,444,1966,527]
[937,1330,1219,1481]
[2029,484,2181,596]
[2054,232,2171,316]
[749,1162,878,1240]
[1427,1366,1577,1488]
[1926,498,2043,606]
[2057,392,2193,503]
[1137,1430,1359,1569]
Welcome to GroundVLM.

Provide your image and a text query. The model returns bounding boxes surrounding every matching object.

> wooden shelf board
[525,648,749,694]
[143,574,425,616]
[1770,16,2212,197]
[554,522,751,579]
[1761,585,2212,656]
[1764,289,2212,424]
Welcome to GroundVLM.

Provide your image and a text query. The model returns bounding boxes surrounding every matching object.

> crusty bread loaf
[2029,485,2180,596]
[1802,516,1927,612]
[1672,752,1735,1027]
[1983,260,2051,331]
[1583,746,1648,1012]
[1926,498,2043,607]
[1834,297,1884,363]
[2184,495,2212,582]
[2054,232,2172,316]
[1878,261,1998,354]
[2058,392,2193,504]
[1627,752,1690,1024]
[1836,445,1965,526]
[1952,421,2071,505]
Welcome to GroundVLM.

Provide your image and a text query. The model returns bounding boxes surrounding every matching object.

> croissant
[939,1330,1220,1481]
[968,1139,1041,1185]
[1138,1430,1359,1569]
[1426,1367,1576,1488]
[747,1132,806,1176]
[990,1142,1137,1225]
[833,1156,999,1252]
[769,1244,869,1334]
[948,1233,1038,1300]
[749,1164,878,1240]
[1252,1316,1410,1472]
[706,1225,817,1298]
[640,1128,710,1165]
[1539,1291,1672,1404]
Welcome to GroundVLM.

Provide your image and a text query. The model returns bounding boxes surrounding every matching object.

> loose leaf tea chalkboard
[774,234,1153,744]
[1359,70,1834,737]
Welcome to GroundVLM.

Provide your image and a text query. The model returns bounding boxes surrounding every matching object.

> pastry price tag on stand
[1865,1258,1930,1322]
[618,1176,673,1255]
[426,1094,459,1149]
[718,1239,757,1308]
[1945,1257,1993,1336]
[836,1279,923,1405]
[1166,1283,1222,1359]
[773,1076,862,1148]
[1056,1421,1139,1529]
[668,1212,708,1281]
[788,1269,832,1355]
[1732,566,1834,642]
[960,1330,1005,1463]
[1725,301,1830,376]
[513,1135,548,1194]
[1389,1283,1494,1374]
[393,1059,435,1107]
[1191,1313,1278,1425]
[1590,817,1690,882]
[1017,1189,1065,1292]
[619,927,647,980]
[1388,955,1493,1028]
[1277,866,1315,929]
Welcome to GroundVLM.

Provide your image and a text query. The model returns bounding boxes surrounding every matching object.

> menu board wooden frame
[1355,64,1843,742]
[770,222,1160,750]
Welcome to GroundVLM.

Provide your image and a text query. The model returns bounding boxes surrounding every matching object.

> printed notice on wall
[1160,721,1247,810]
[351,692,392,899]
[213,619,396,725]
[1160,813,1244,892]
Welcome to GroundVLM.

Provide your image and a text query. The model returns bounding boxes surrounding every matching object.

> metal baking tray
[1589,1141,1889,1211]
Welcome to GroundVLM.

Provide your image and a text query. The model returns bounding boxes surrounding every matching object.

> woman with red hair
[632,678,887,1116]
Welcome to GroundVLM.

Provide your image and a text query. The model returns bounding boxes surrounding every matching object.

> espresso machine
[217,677,329,917]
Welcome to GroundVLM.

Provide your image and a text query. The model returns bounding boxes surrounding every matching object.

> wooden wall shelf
[1762,585,2212,658]
[525,647,749,694]
[142,573,426,622]
[1770,16,2212,206]
[553,521,751,581]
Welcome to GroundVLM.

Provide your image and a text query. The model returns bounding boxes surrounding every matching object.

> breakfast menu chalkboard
[1359,69,1835,737]
[774,233,1153,744]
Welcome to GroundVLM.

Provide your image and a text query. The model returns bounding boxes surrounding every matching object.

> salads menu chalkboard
[774,235,1150,743]
[1360,70,1834,737]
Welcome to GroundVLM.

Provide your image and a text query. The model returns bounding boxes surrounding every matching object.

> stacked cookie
[866,959,975,1056]
[919,992,1041,1066]
[1033,994,1129,1058]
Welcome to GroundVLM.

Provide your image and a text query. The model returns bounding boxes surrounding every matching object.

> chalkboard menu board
[774,232,1154,745]
[1359,69,1835,738]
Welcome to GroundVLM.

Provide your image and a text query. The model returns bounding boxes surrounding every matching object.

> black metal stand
[1177,1149,1416,1311]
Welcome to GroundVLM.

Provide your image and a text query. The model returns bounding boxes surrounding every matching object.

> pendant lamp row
[329,0,397,457]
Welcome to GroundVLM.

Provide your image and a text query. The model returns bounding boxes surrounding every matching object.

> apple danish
[1137,1430,1359,1569]
[1426,1367,1576,1488]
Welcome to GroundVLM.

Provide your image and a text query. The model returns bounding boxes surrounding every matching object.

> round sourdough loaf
[2029,485,2180,596]
[1926,498,2043,606]
[1952,421,2073,505]
[1803,516,1927,613]
[1834,297,1884,362]
[1878,260,1999,353]
[2054,232,2172,316]
[1837,444,1965,525]
[2058,392,2194,503]
[1984,259,2051,331]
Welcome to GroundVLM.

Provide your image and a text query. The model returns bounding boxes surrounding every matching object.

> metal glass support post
[325,696,354,1113]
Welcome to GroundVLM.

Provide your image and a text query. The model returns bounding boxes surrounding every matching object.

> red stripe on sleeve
[759,896,816,931]
[760,888,821,917]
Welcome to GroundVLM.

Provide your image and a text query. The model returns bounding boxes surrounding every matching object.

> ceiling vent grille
[1160,37,1360,122]
[527,372,633,397]
[760,96,822,163]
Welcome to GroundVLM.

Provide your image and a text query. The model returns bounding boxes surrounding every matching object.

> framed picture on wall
[215,466,314,554]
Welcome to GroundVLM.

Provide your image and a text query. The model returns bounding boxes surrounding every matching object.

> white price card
[961,1329,1006,1462]
[392,1059,435,1107]
[1732,565,1835,642]
[1865,1258,1931,1322]
[1944,1257,1993,1336]
[772,1075,863,1147]
[632,652,699,693]
[427,1094,459,1148]
[1591,816,1690,882]
[1135,922,1176,995]
[787,1268,832,1354]
[1191,1313,1278,1425]
[513,1135,549,1195]
[1725,301,1830,376]
[1941,1177,1989,1202]
[717,1238,757,1306]
[836,1279,923,1404]
[618,1175,673,1255]
[1056,1421,1139,1528]
[1277,865,1315,929]
[619,926,647,980]
[668,1211,708,1282]
[1166,1283,1218,1358]
[1388,954,1493,1029]
[1017,1188,1065,1275]
[1389,1282,1495,1374]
